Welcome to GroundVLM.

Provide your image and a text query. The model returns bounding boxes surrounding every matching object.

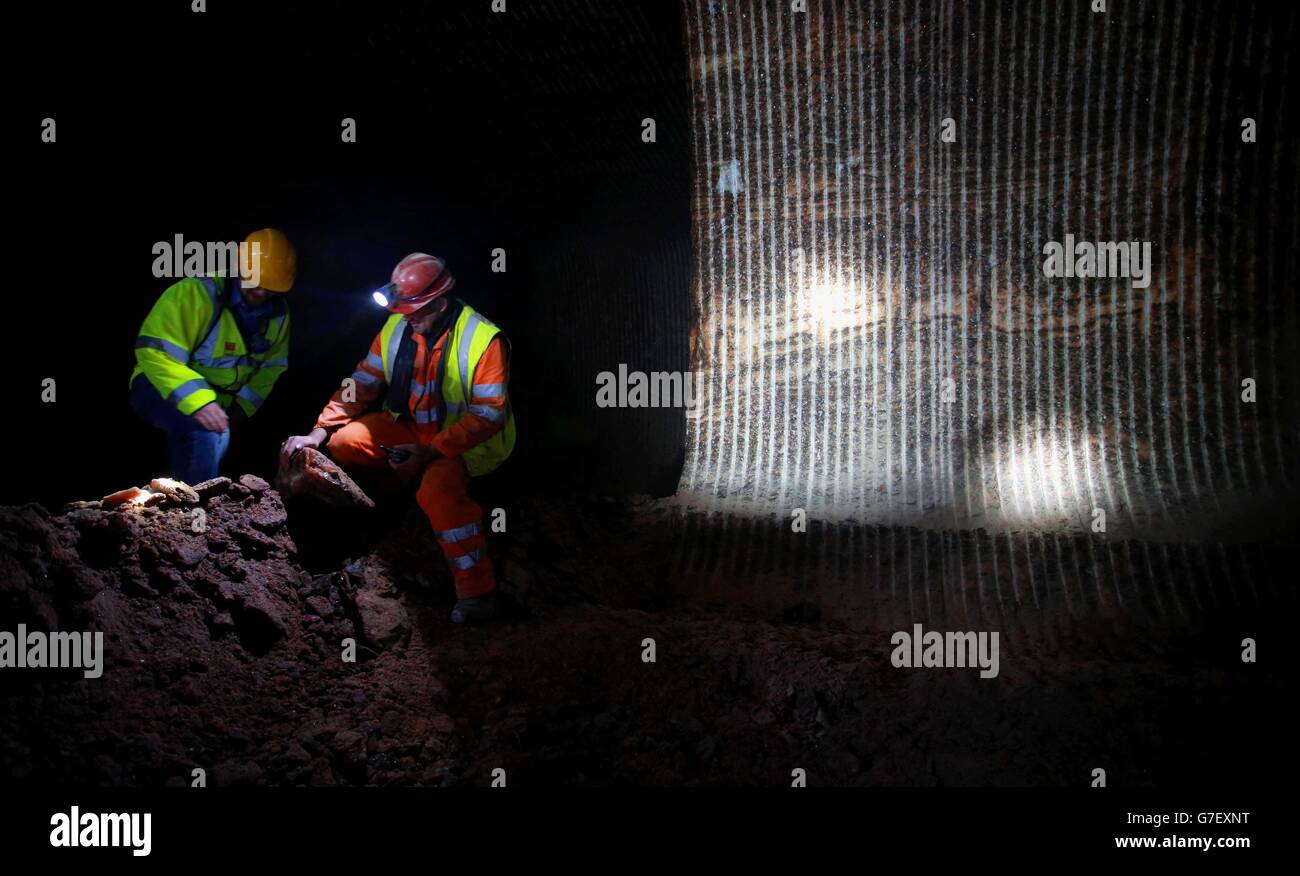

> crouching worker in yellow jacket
[129,229,295,485]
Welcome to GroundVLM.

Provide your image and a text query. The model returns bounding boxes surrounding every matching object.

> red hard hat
[371,253,455,314]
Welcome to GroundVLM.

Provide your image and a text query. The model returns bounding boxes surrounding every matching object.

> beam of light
[993,423,1085,530]
[803,279,873,334]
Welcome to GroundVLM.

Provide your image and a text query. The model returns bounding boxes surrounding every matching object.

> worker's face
[406,296,449,333]
[241,286,270,307]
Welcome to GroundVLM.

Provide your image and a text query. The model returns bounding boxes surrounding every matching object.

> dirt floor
[0,477,1286,787]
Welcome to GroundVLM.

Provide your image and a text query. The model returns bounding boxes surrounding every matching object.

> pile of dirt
[0,476,686,787]
[0,479,1284,787]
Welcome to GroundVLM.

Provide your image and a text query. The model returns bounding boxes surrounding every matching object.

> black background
[1,787,1275,862]
[10,0,693,509]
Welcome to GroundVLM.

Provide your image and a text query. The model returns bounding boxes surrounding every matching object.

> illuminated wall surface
[673,0,1298,620]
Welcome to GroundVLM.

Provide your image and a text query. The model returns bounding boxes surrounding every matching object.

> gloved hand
[280,428,328,468]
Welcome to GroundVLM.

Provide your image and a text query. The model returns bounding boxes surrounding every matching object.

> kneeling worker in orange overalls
[280,253,515,623]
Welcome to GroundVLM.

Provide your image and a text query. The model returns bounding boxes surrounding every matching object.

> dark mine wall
[671,0,1298,623]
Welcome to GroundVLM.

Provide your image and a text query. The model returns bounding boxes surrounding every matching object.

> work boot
[450,591,498,624]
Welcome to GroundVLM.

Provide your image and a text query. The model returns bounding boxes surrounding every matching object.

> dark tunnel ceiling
[33,1,692,209]
[300,0,694,205]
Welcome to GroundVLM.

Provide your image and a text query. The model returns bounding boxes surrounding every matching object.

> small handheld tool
[378,444,412,464]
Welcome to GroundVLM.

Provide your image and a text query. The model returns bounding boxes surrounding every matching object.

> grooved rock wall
[677,0,1299,543]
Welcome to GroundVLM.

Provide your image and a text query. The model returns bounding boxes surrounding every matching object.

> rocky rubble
[0,475,436,785]
[0,477,684,787]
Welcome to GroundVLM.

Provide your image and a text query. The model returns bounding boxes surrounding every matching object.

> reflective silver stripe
[192,277,224,366]
[411,379,428,397]
[167,378,210,407]
[260,357,288,368]
[458,314,485,401]
[352,369,382,387]
[413,408,438,424]
[468,404,504,423]
[448,549,482,570]
[444,401,466,416]
[436,522,480,543]
[365,352,383,371]
[135,335,190,363]
[471,382,505,398]
[237,385,264,408]
[383,320,409,381]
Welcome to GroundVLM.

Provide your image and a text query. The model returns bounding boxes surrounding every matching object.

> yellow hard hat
[242,228,296,292]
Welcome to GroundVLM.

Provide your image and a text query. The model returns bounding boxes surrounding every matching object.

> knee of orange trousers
[415,456,480,530]
[327,413,415,469]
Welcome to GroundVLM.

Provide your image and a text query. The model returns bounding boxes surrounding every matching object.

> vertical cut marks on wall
[677,0,1298,542]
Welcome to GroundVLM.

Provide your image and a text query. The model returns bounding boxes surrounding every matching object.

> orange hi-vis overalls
[314,309,510,599]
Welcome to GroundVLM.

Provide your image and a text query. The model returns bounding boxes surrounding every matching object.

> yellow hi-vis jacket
[130,276,290,417]
[376,304,515,476]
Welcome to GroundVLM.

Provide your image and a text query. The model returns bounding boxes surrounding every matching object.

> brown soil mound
[0,482,1283,787]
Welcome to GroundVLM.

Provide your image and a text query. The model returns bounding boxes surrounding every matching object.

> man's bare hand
[280,428,328,468]
[387,443,439,484]
[192,402,230,433]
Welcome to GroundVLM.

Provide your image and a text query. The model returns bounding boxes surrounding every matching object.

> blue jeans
[130,376,230,485]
